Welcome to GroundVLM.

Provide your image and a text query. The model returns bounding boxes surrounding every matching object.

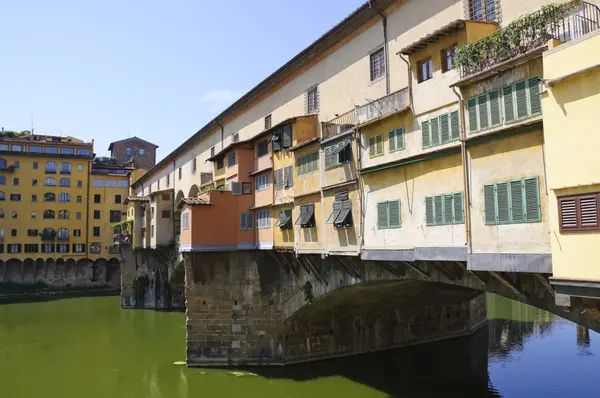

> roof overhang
[400,20,466,55]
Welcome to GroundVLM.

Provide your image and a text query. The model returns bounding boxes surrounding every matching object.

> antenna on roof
[30,110,34,135]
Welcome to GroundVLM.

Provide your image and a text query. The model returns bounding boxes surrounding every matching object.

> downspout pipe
[397,52,413,112]
[370,1,390,95]
[452,87,472,252]
[214,119,225,151]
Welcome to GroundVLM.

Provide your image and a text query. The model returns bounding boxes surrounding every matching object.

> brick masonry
[109,138,157,170]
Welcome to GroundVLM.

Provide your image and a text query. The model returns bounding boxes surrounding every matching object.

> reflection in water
[0,294,598,398]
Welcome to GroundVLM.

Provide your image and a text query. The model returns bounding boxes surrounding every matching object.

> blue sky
[0,0,365,159]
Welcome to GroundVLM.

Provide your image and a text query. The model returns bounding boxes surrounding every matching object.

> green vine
[454,3,567,75]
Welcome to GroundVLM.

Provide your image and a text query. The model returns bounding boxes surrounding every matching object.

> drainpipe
[355,129,365,253]
[172,160,176,243]
[452,87,472,252]
[215,119,224,151]
[370,1,390,95]
[85,159,91,257]
[397,53,413,112]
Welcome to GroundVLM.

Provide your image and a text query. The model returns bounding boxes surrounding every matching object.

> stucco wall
[294,143,321,198]
[322,184,360,254]
[294,193,323,253]
[273,204,294,250]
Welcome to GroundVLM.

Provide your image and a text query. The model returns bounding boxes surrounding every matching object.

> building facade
[108,136,158,170]
[125,0,600,318]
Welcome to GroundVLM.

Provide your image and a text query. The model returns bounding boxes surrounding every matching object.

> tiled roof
[124,195,150,204]
[178,197,212,207]
[289,137,320,152]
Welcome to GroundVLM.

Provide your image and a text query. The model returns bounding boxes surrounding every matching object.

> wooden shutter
[496,182,510,223]
[528,77,542,115]
[433,195,443,224]
[397,127,404,149]
[579,196,599,228]
[478,94,489,130]
[430,117,440,146]
[484,184,496,224]
[467,98,478,133]
[559,194,600,231]
[515,80,528,119]
[369,137,376,157]
[503,85,515,122]
[375,136,383,155]
[450,111,459,141]
[325,146,333,168]
[453,192,464,224]
[440,114,450,143]
[443,194,453,224]
[388,200,401,228]
[510,180,524,222]
[489,90,501,126]
[326,201,342,224]
[422,120,430,148]
[377,202,388,229]
[558,197,578,230]
[524,176,541,222]
[425,196,434,226]
[388,130,397,152]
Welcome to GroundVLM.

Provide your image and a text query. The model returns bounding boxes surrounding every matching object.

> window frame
[296,151,319,177]
[306,85,319,115]
[424,192,465,226]
[387,127,405,153]
[369,46,386,82]
[417,57,433,83]
[558,193,600,232]
[441,44,457,73]
[368,135,384,158]
[377,200,401,230]
[483,176,541,225]
[421,111,460,149]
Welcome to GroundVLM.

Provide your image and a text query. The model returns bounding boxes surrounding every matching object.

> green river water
[0,294,598,397]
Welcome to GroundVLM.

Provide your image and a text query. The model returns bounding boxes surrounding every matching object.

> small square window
[94,210,101,219]
[418,58,433,83]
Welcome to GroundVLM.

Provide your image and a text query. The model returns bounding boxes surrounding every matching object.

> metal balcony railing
[322,109,357,140]
[458,1,600,78]
[355,88,409,126]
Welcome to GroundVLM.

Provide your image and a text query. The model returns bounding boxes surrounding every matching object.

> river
[0,293,597,398]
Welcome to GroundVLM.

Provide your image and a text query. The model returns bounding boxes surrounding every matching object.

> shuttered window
[425,192,464,226]
[377,200,401,229]
[274,169,284,190]
[368,135,383,158]
[297,152,319,176]
[324,139,352,168]
[468,76,541,134]
[558,193,600,232]
[388,127,404,153]
[483,176,541,225]
[422,111,460,149]
[240,213,253,231]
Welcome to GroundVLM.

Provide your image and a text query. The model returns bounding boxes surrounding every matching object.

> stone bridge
[181,251,600,367]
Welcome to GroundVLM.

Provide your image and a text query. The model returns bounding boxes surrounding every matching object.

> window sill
[388,147,406,154]
[369,75,385,86]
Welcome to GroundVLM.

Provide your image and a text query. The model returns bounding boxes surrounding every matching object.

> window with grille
[368,135,383,158]
[306,85,319,114]
[467,0,498,22]
[216,158,224,169]
[558,193,600,232]
[377,200,401,229]
[370,47,385,81]
[297,152,319,176]
[483,177,541,225]
[265,114,272,130]
[422,111,460,149]
[418,58,433,83]
[467,76,541,134]
[425,192,465,226]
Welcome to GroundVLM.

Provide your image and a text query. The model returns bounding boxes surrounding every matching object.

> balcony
[322,109,356,140]
[456,1,600,79]
[355,88,409,126]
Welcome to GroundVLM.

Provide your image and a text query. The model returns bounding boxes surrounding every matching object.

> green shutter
[425,196,434,226]
[515,80,528,119]
[440,114,450,143]
[369,137,376,157]
[468,98,478,133]
[422,120,430,148]
[388,200,401,228]
[484,184,496,224]
[433,195,443,224]
[376,135,383,155]
[396,127,404,149]
[443,194,453,224]
[388,130,397,152]
[528,76,542,115]
[453,192,464,224]
[524,176,541,222]
[489,90,501,126]
[450,111,460,141]
[510,179,524,222]
[478,94,489,130]
[496,182,510,223]
[377,202,388,229]
[503,85,515,122]
[430,117,440,146]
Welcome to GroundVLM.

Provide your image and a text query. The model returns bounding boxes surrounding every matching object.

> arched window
[0,209,3,218]
[59,193,70,202]
[0,176,5,185]
[58,210,70,219]
[44,193,56,202]
[43,210,55,219]
[0,191,5,200]
[45,161,57,173]
[57,228,69,241]
[44,177,56,186]
[0,228,3,241]
[42,228,56,240]
[59,178,70,187]
[0,158,6,168]
[60,162,71,174]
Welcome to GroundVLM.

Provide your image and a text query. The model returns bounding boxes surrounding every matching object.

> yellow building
[542,25,600,304]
